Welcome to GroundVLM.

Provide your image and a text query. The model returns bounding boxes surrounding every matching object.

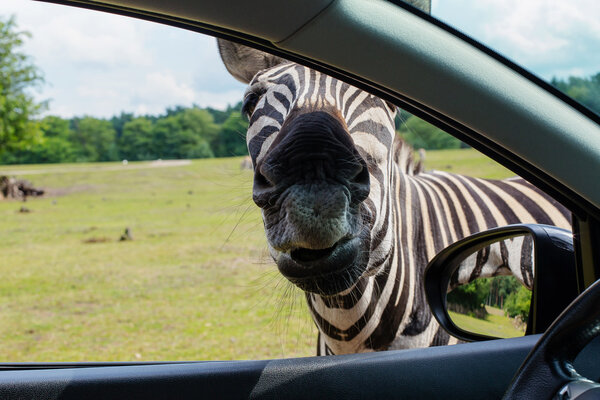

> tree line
[1,15,599,164]
[447,275,531,322]
[0,16,249,165]
[0,104,249,164]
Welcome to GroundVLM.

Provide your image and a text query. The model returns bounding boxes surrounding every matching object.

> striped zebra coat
[217,40,571,355]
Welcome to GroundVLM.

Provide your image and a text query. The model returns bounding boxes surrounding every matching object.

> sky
[0,0,598,119]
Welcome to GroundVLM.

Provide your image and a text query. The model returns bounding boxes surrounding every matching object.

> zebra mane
[393,135,425,175]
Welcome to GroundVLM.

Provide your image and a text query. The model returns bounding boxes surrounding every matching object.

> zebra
[216,4,571,356]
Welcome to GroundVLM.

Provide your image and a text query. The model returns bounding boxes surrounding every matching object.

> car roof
[46,0,600,217]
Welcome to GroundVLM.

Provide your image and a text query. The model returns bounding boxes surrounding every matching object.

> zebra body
[218,42,571,355]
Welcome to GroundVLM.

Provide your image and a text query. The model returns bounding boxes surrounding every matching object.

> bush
[504,285,531,321]
[397,115,465,150]
[447,278,490,316]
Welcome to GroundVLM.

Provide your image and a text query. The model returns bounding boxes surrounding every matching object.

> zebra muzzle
[277,237,363,294]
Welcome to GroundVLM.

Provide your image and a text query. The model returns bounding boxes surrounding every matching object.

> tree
[151,108,215,159]
[551,73,600,115]
[178,108,217,158]
[447,278,490,315]
[206,101,242,124]
[110,112,134,140]
[70,117,118,161]
[397,115,464,150]
[504,285,531,321]
[0,115,75,164]
[0,16,45,155]
[488,275,521,309]
[42,115,72,139]
[211,111,248,157]
[119,117,155,160]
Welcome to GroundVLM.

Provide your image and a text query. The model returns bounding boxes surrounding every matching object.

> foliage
[447,278,490,313]
[0,16,45,155]
[487,275,521,309]
[504,285,532,321]
[0,116,75,164]
[396,114,465,150]
[119,117,154,160]
[110,112,134,140]
[206,101,242,124]
[551,73,600,115]
[0,104,250,164]
[211,111,248,157]
[449,272,531,327]
[70,116,119,162]
[151,108,216,159]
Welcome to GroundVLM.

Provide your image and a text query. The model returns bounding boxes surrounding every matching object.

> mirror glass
[445,234,533,339]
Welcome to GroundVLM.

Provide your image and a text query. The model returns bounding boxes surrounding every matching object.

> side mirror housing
[424,224,578,341]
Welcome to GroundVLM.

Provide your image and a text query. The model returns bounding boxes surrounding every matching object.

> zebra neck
[306,255,406,354]
[402,172,467,260]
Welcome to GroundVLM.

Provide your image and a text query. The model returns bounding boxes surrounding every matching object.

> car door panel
[4,335,599,399]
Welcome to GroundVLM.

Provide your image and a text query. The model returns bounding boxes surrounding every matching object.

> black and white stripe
[219,46,571,355]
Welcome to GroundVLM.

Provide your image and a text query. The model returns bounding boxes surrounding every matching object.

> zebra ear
[405,0,431,13]
[217,39,288,84]
[217,0,430,84]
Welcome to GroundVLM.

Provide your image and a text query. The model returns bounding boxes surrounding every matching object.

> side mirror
[424,224,578,341]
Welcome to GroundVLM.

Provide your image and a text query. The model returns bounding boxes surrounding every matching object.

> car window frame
[5,0,599,367]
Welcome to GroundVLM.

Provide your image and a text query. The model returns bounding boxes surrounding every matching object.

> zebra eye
[242,91,261,120]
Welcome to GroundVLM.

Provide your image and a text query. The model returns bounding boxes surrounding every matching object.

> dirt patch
[0,159,191,176]
[43,185,99,198]
[83,237,112,244]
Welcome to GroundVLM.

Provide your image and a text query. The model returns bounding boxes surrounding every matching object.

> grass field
[0,148,515,361]
[449,306,525,339]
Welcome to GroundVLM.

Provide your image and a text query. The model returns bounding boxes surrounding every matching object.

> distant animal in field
[0,176,44,201]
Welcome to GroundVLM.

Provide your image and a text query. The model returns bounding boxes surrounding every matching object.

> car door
[1,0,599,399]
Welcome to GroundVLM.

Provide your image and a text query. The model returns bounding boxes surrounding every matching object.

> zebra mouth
[290,243,339,263]
[277,237,363,295]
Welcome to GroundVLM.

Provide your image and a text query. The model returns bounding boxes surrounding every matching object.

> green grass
[424,148,515,179]
[449,306,525,338]
[0,149,514,361]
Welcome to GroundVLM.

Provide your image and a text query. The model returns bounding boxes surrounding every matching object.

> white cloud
[432,0,600,79]
[33,16,152,69]
[140,72,197,105]
[481,0,600,61]
[0,0,246,118]
[4,0,596,117]
[42,68,244,118]
[0,1,152,68]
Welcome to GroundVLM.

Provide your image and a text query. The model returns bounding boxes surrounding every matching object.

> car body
[1,0,600,398]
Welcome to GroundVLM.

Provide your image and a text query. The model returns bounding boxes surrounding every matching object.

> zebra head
[219,40,420,297]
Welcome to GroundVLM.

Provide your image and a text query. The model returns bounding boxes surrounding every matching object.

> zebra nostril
[352,164,369,186]
[252,165,277,208]
[255,161,279,189]
[254,169,273,190]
